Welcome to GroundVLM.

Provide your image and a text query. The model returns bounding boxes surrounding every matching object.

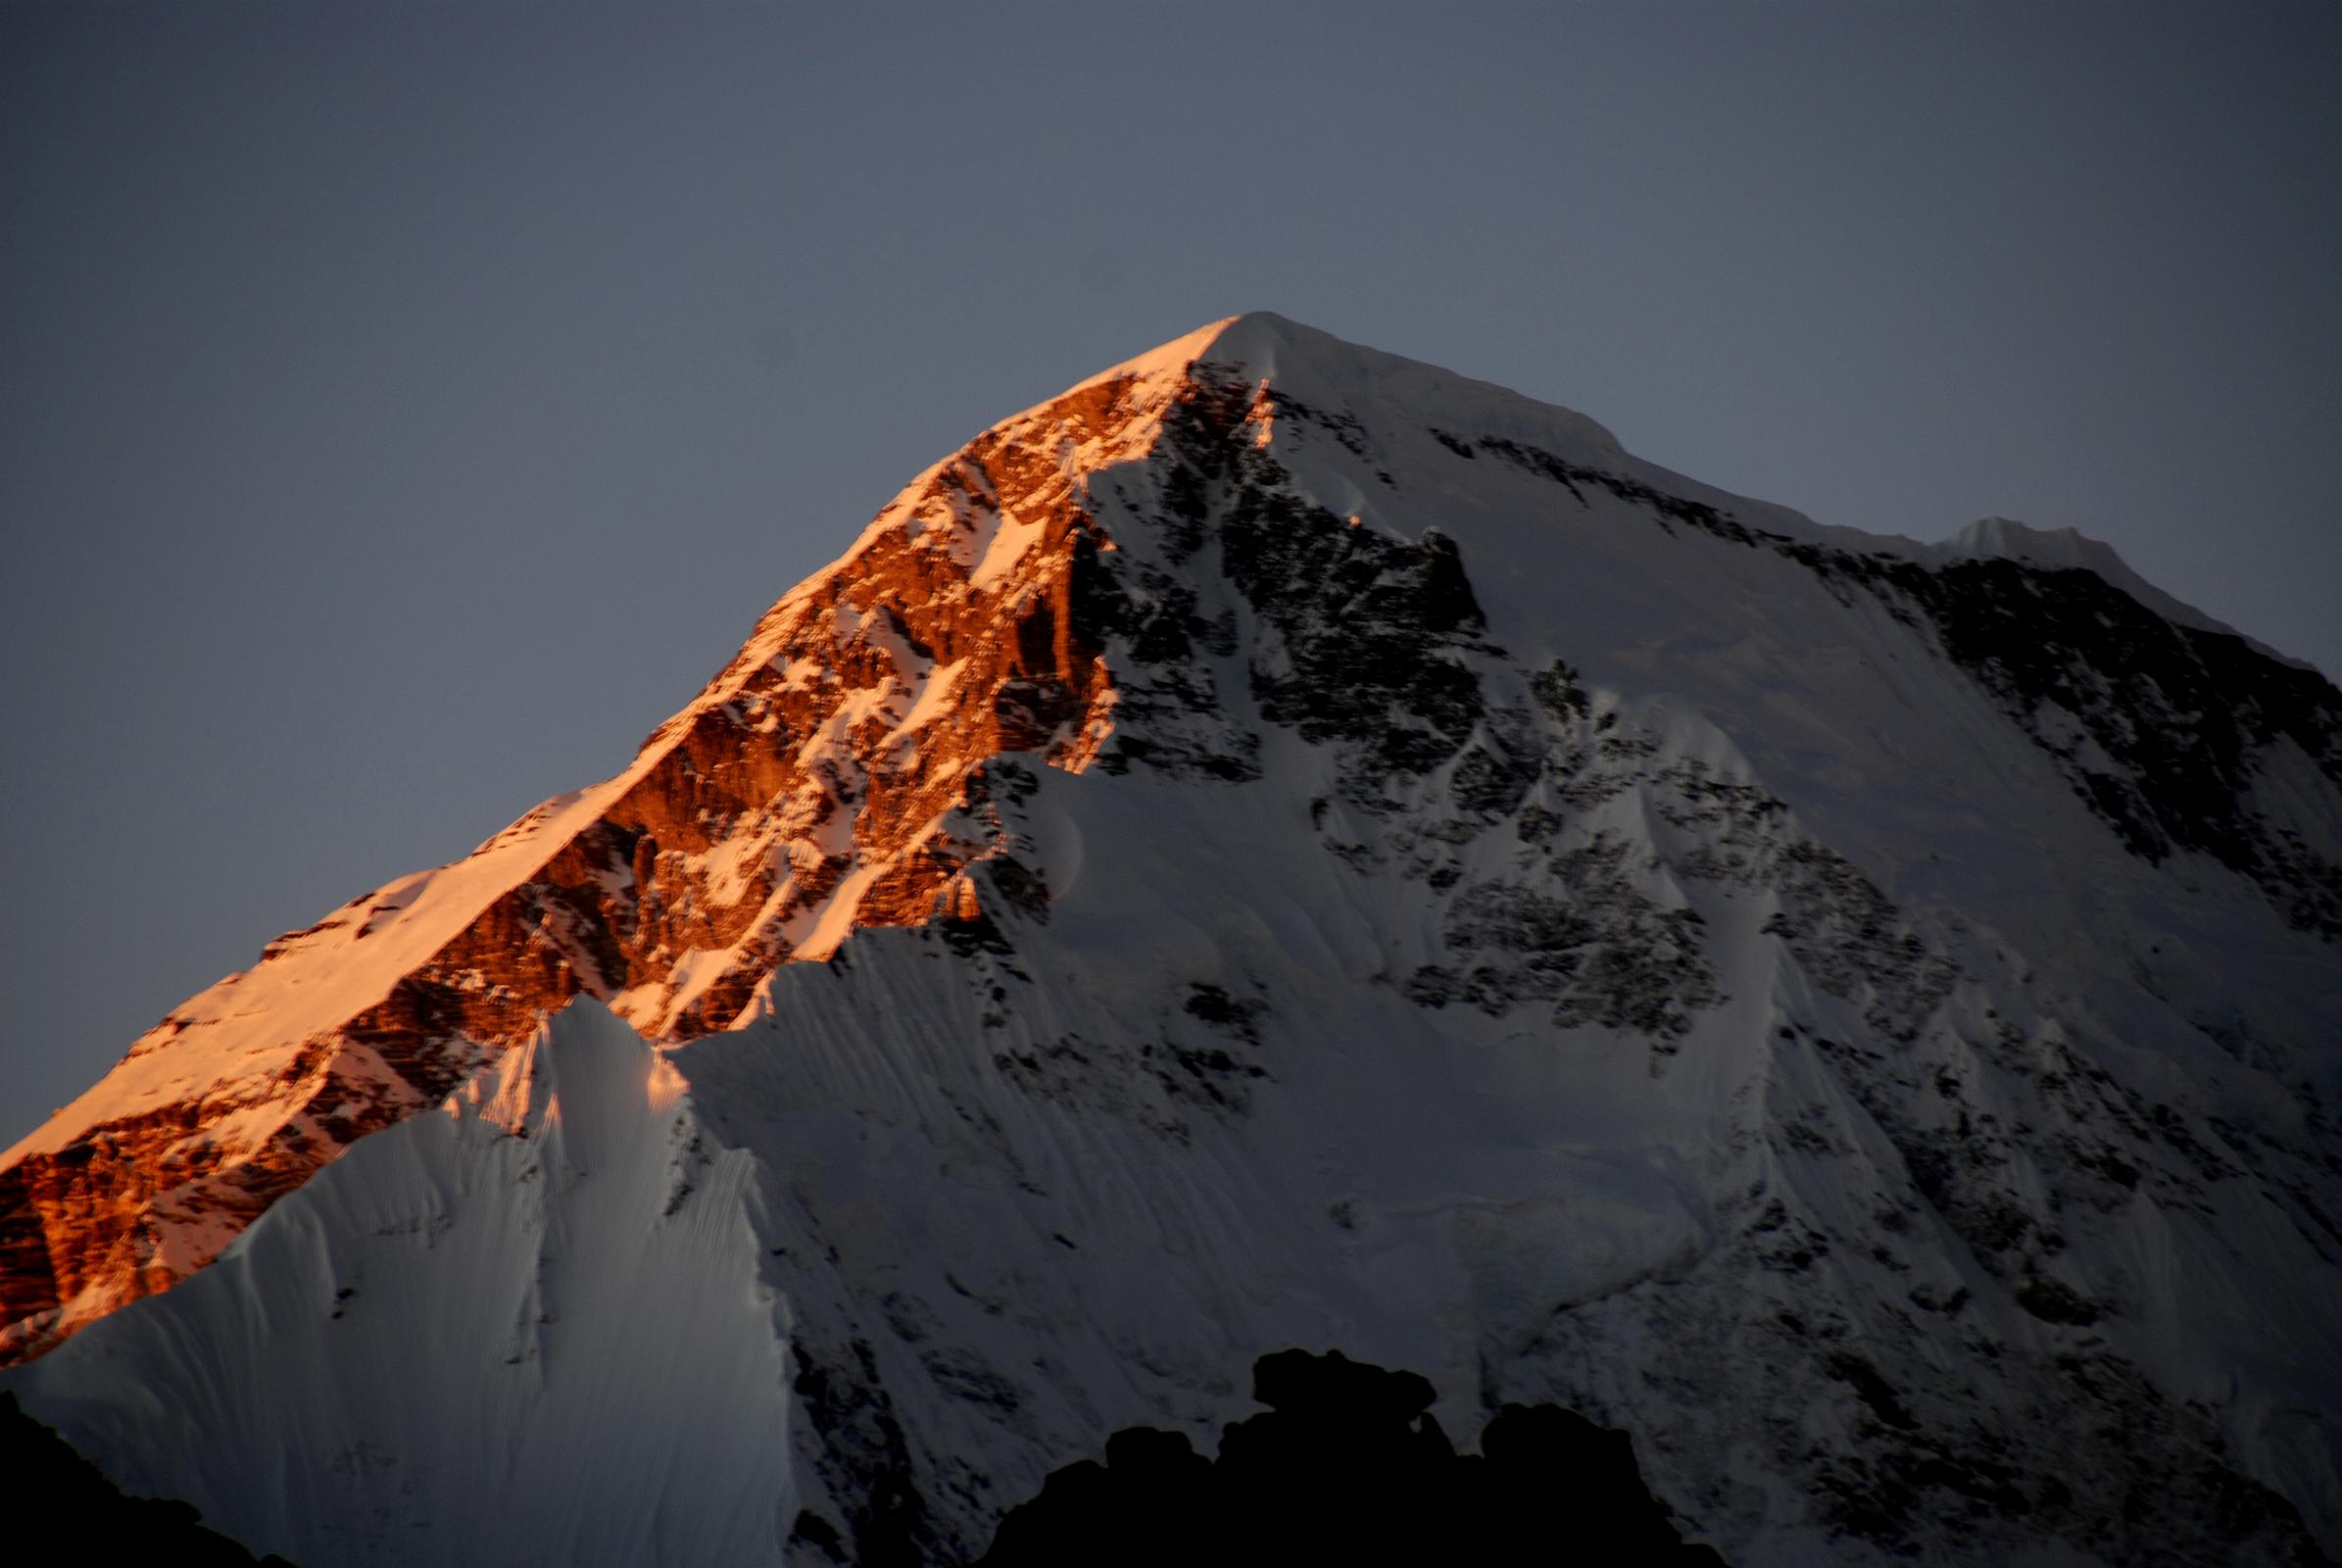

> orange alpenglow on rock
[0,318,1244,1364]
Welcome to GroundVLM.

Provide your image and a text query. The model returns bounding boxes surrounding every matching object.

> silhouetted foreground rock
[0,1392,293,1563]
[982,1349,1726,1565]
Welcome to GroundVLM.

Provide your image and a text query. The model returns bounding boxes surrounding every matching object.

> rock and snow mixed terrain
[3,315,2337,1564]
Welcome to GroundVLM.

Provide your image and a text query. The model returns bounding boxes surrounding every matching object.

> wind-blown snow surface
[8,315,2340,1565]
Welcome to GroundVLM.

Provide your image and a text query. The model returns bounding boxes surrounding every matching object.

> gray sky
[4,2,2337,1141]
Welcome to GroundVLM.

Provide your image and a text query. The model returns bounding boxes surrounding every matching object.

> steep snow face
[9,1003,799,1565]
[6,314,2339,1566]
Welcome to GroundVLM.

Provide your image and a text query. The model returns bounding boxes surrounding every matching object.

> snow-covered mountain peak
[1199,311,1634,466]
[4,317,2338,1566]
[1940,514,2256,647]
[1944,514,2098,563]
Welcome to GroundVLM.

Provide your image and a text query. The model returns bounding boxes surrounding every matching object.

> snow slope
[7,314,2339,1565]
[11,1003,797,1562]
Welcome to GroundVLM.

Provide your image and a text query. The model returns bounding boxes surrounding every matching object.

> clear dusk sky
[3,2,2337,1142]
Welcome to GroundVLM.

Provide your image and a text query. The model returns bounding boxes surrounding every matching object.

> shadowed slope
[0,1392,294,1565]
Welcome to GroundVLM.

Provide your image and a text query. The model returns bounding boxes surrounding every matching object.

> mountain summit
[4,315,2338,1565]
